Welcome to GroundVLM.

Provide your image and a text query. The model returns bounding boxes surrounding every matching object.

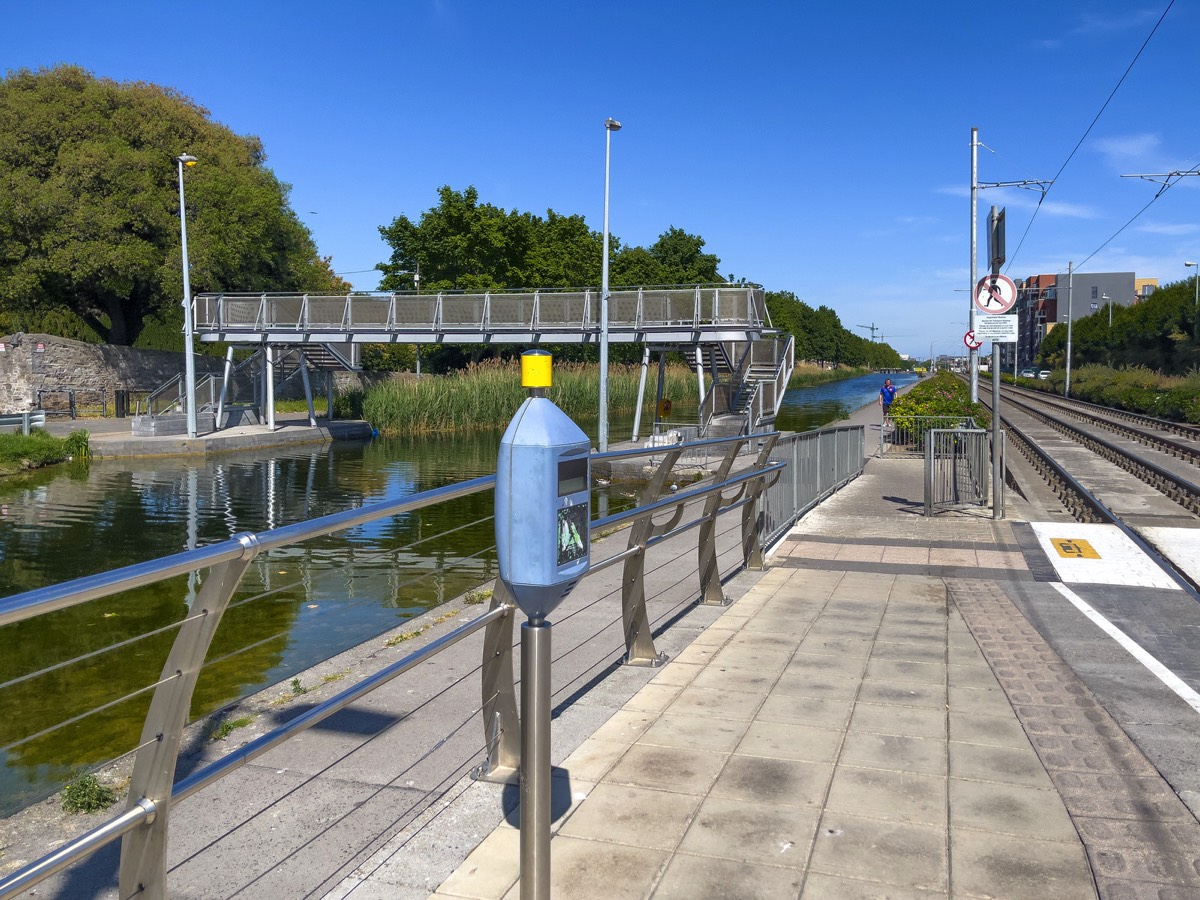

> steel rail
[978,393,1200,599]
[1002,392,1200,517]
[1005,382,1200,443]
[1002,384,1200,467]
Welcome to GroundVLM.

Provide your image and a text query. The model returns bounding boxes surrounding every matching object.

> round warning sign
[974,274,1017,314]
[963,330,983,350]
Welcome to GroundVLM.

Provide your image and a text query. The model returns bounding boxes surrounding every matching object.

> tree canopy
[377,185,720,292]
[0,65,346,347]
[765,290,904,369]
[1037,279,1200,375]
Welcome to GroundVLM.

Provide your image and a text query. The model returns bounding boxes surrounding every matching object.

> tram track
[972,380,1200,596]
[1004,383,1200,467]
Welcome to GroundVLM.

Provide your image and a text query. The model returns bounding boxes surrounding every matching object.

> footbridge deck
[192,285,768,345]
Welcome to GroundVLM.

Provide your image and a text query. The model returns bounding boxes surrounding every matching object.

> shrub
[62,772,117,813]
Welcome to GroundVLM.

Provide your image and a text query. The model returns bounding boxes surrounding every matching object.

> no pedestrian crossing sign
[973,314,1018,343]
[973,274,1017,314]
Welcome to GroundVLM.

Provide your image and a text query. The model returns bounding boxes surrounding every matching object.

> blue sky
[3,1,1197,360]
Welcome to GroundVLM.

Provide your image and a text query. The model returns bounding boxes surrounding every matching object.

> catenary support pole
[969,126,979,403]
[1065,261,1074,398]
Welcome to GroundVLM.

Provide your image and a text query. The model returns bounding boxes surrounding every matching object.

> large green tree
[0,65,346,347]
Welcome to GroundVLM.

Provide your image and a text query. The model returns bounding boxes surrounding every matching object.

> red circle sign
[963,330,983,350]
[974,274,1017,314]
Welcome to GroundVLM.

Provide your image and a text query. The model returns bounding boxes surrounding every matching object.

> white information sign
[973,314,1018,343]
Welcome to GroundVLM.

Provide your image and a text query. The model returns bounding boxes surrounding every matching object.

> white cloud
[1095,133,1161,164]
[1039,200,1101,219]
[1073,10,1160,36]
[936,185,968,199]
[1136,221,1199,237]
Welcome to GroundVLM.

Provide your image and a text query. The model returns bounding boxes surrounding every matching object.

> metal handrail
[0,429,816,899]
[192,285,768,337]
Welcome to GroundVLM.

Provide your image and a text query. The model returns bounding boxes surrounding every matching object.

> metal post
[631,345,650,441]
[520,619,551,900]
[176,154,199,439]
[599,117,621,452]
[969,127,979,403]
[1065,261,1074,398]
[265,347,276,431]
[991,343,1001,519]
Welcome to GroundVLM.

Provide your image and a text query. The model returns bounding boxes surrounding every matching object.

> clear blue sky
[3,1,1197,360]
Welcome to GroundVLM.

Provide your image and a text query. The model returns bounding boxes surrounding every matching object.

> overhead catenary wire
[1075,157,1200,271]
[1004,0,1175,273]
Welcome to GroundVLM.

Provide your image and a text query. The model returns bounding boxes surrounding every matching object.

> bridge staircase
[133,343,360,436]
[697,335,795,437]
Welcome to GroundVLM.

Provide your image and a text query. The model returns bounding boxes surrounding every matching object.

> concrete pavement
[415,452,1200,899]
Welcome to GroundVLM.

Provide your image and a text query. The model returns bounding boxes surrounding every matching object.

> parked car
[1038,370,1051,380]
[1019,368,1037,378]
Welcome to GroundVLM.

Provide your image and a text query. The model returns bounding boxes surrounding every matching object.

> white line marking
[1050,582,1200,715]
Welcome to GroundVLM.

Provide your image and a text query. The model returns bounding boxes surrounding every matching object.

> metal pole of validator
[520,618,551,900]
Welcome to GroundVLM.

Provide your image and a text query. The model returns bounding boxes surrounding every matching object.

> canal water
[0,372,914,814]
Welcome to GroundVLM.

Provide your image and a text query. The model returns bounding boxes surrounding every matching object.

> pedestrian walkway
[411,454,1200,900]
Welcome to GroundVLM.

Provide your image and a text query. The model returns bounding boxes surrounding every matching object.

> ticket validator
[494,350,590,899]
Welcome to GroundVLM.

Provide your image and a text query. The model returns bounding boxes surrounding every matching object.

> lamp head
[1186,261,1197,268]
[177,153,198,168]
[604,117,622,132]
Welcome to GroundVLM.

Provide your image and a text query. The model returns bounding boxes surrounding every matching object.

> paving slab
[423,451,1200,900]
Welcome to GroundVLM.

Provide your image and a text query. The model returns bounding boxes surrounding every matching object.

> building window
[1091,286,1098,299]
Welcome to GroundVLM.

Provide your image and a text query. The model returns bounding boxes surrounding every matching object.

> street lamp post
[1187,261,1199,342]
[176,153,199,438]
[599,117,621,452]
[1103,293,1111,327]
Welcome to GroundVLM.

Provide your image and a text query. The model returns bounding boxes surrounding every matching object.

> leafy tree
[0,65,346,347]
[610,226,720,285]
[1037,279,1200,375]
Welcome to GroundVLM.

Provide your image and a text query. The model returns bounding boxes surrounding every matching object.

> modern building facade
[1005,271,1158,371]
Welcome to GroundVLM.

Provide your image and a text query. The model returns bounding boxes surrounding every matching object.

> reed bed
[360,361,701,435]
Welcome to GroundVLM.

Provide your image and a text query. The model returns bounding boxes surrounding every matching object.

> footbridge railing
[192,284,768,344]
[0,424,863,899]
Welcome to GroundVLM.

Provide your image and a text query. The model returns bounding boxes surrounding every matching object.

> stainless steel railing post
[118,534,261,898]
[697,440,744,605]
[473,583,520,783]
[620,449,682,666]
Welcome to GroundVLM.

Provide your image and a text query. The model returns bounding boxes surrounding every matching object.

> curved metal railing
[0,425,863,898]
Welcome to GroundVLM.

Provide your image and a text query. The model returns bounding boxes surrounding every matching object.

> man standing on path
[879,378,897,422]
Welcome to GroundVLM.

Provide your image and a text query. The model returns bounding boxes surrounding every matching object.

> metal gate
[923,428,999,516]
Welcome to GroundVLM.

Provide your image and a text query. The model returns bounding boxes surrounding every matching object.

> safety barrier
[0,430,817,899]
[923,427,1000,516]
[0,410,46,434]
[760,425,866,546]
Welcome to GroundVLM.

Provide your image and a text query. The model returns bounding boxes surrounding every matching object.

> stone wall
[0,333,224,413]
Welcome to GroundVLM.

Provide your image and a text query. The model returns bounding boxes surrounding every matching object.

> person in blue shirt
[878,378,897,421]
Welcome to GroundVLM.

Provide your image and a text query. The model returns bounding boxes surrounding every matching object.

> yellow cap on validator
[521,350,552,388]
